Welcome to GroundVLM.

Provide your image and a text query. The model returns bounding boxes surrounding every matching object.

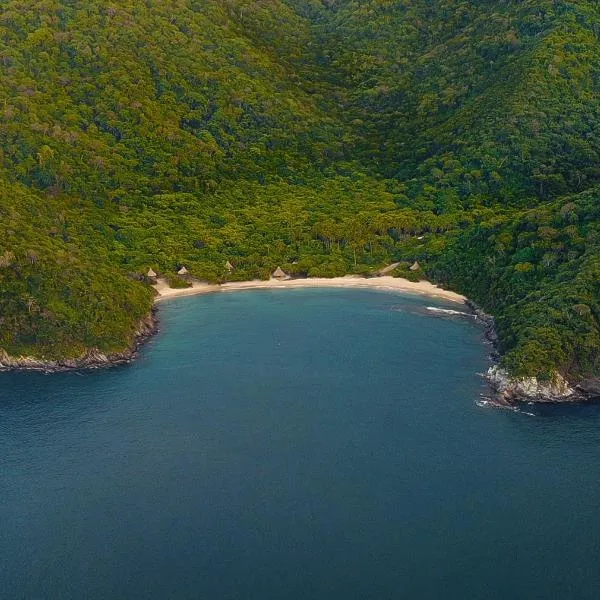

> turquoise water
[1,289,599,599]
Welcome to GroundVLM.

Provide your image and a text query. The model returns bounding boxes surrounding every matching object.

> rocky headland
[0,311,158,374]
[464,300,599,405]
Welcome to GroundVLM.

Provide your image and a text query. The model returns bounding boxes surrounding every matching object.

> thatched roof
[272,266,288,279]
[177,266,188,276]
[147,268,157,278]
[409,261,420,271]
[225,260,234,271]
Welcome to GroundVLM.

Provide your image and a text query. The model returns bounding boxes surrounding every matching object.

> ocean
[1,289,599,599]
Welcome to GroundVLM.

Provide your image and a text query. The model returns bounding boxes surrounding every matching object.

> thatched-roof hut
[225,260,234,272]
[147,268,157,278]
[409,261,420,271]
[177,266,188,276]
[272,266,289,280]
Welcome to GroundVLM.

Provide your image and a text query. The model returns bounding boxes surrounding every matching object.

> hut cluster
[144,262,292,282]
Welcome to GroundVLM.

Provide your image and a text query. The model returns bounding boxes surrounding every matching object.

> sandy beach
[153,275,466,303]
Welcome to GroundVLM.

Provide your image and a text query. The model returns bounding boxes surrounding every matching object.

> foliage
[166,276,192,289]
[431,189,600,379]
[0,0,598,380]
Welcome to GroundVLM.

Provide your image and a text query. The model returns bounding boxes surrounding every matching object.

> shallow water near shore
[1,289,599,599]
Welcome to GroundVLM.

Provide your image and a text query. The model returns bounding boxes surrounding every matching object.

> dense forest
[0,0,598,383]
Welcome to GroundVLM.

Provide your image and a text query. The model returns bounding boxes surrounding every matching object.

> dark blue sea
[1,289,599,599]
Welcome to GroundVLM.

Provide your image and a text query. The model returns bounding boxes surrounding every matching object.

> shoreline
[0,277,466,375]
[153,275,468,304]
[3,277,597,404]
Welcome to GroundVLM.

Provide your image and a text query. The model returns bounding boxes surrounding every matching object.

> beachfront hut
[225,260,234,272]
[272,266,289,280]
[409,261,420,271]
[177,266,188,276]
[147,268,157,278]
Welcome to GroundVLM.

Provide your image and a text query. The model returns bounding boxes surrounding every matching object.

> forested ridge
[0,0,598,383]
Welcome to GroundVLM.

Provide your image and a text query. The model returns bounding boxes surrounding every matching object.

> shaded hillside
[311,0,600,206]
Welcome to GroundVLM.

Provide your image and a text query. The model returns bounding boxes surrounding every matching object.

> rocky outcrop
[0,311,158,373]
[465,300,499,360]
[465,302,597,404]
[576,378,600,399]
[485,365,585,404]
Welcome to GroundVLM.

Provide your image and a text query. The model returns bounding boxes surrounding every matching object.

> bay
[1,289,599,599]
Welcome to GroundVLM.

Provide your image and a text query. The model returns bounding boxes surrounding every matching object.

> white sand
[153,275,466,304]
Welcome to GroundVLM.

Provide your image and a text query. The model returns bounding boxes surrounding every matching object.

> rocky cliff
[485,365,593,404]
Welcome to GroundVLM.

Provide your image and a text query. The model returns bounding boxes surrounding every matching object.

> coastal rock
[576,378,600,399]
[0,311,158,373]
[465,300,499,359]
[486,365,581,403]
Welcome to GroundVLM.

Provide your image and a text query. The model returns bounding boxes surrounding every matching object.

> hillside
[0,0,598,389]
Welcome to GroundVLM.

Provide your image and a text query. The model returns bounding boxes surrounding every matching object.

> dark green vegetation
[0,0,598,381]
